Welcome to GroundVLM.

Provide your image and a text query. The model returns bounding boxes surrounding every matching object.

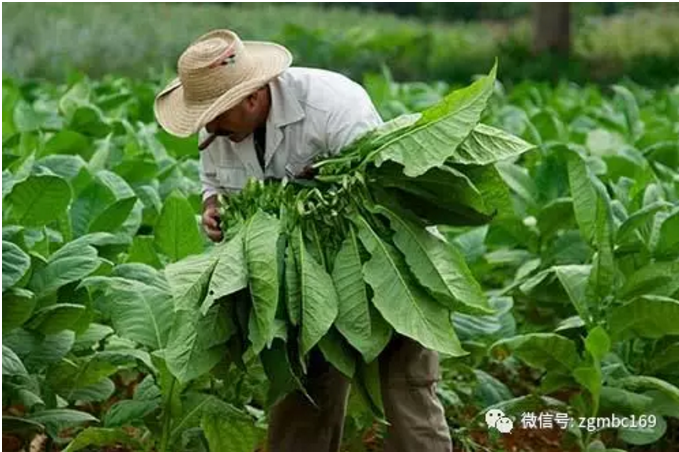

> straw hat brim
[154,41,292,137]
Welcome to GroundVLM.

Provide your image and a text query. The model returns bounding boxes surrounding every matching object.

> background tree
[533,2,571,55]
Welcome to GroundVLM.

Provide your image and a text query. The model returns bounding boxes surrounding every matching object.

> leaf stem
[159,378,176,452]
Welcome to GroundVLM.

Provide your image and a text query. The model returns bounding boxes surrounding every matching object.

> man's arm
[202,194,223,243]
[326,96,383,156]
[199,129,224,242]
[199,129,221,202]
[296,100,382,180]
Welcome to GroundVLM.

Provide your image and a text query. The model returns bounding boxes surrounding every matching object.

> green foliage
[2,56,679,451]
[3,4,679,86]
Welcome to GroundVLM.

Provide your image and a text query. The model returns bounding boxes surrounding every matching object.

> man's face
[205,93,260,143]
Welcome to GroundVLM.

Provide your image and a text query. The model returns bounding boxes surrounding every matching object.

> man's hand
[296,165,317,180]
[202,195,223,242]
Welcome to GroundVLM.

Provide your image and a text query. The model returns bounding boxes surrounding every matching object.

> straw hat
[154,29,292,137]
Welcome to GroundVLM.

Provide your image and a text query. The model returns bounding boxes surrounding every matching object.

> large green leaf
[285,243,301,326]
[203,230,248,313]
[574,365,602,400]
[293,227,339,356]
[355,216,466,357]
[165,306,234,384]
[26,303,86,334]
[599,387,654,415]
[585,326,610,362]
[655,209,679,258]
[47,355,119,397]
[127,235,162,268]
[135,184,162,220]
[44,130,90,157]
[10,387,44,411]
[28,409,98,438]
[133,375,162,402]
[453,123,534,165]
[586,177,616,302]
[649,343,679,374]
[88,196,138,233]
[2,345,28,377]
[353,359,385,419]
[2,241,30,291]
[110,288,173,350]
[245,211,281,354]
[362,305,393,363]
[201,410,264,452]
[618,417,667,446]
[3,329,75,372]
[155,190,203,262]
[62,427,141,452]
[29,240,99,295]
[496,160,538,208]
[111,263,168,292]
[169,393,246,442]
[332,230,373,358]
[86,277,173,349]
[3,170,16,199]
[104,400,159,427]
[68,378,116,403]
[100,349,156,374]
[616,376,679,404]
[620,261,679,300]
[378,206,490,314]
[373,162,498,226]
[260,338,305,408]
[58,80,91,118]
[120,201,145,244]
[616,201,670,246]
[473,369,513,407]
[7,174,71,227]
[13,100,58,132]
[2,288,36,331]
[165,253,218,311]
[70,175,116,237]
[376,63,496,176]
[157,129,199,159]
[537,198,575,240]
[36,155,87,184]
[490,333,580,373]
[453,297,514,341]
[464,164,515,220]
[69,106,110,138]
[2,416,45,438]
[612,85,642,140]
[319,327,356,378]
[609,295,679,340]
[567,152,598,244]
[553,265,592,322]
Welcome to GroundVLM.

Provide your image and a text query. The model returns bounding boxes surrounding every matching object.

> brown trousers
[267,336,452,452]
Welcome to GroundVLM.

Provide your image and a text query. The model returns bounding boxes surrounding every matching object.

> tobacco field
[2,65,679,452]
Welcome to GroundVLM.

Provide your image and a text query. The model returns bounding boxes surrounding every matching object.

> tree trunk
[533,3,571,55]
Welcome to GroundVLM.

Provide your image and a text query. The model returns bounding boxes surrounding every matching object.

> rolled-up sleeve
[198,129,220,201]
[326,96,383,156]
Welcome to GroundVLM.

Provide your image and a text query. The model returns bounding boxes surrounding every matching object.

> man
[154,29,452,452]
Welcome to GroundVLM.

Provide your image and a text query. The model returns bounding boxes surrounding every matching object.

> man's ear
[244,91,260,109]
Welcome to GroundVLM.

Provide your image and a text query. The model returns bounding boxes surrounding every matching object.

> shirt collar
[267,73,305,128]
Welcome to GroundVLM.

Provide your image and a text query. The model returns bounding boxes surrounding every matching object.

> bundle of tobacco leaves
[164,63,533,412]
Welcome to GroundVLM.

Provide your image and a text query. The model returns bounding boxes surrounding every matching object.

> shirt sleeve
[198,129,220,201]
[326,96,384,156]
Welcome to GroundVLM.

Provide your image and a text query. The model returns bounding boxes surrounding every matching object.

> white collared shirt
[198,67,383,200]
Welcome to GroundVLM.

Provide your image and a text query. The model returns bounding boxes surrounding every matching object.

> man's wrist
[203,194,219,211]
